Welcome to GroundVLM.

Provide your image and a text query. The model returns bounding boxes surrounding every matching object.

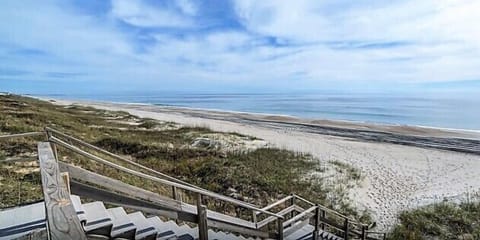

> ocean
[39,91,480,131]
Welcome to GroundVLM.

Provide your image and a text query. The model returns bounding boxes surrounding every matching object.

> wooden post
[235,207,241,218]
[45,130,58,161]
[277,218,284,240]
[172,186,178,200]
[61,172,71,194]
[344,218,349,240]
[290,194,295,219]
[361,225,366,240]
[252,210,257,225]
[196,193,208,240]
[320,210,326,230]
[313,205,320,240]
[38,142,87,240]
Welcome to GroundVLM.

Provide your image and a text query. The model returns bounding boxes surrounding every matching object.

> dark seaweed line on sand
[179,110,480,155]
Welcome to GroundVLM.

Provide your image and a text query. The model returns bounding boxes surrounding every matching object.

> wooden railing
[1,129,387,239]
[45,128,284,239]
[255,194,378,239]
[0,131,45,140]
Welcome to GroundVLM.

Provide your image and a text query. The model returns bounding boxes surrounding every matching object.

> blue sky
[1,0,479,94]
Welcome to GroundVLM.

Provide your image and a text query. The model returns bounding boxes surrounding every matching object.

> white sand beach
[49,98,480,231]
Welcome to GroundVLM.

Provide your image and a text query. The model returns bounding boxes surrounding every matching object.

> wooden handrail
[0,131,44,140]
[46,127,274,210]
[292,194,315,206]
[49,136,284,220]
[317,204,366,227]
[0,156,38,162]
[2,129,386,239]
[255,195,293,215]
[45,127,201,190]
[47,128,372,230]
[46,127,274,212]
[291,193,367,228]
[282,206,317,227]
[257,205,297,228]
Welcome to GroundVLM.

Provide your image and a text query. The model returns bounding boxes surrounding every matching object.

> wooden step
[147,217,176,240]
[178,224,198,239]
[82,201,113,236]
[70,195,87,224]
[176,233,195,240]
[127,212,157,240]
[107,207,136,239]
[0,202,46,240]
[156,220,186,239]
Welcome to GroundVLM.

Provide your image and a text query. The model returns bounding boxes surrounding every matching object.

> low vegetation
[4,95,478,236]
[388,200,480,240]
[330,160,362,182]
[0,95,366,221]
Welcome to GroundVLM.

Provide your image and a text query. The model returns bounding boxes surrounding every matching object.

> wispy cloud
[0,68,31,77]
[111,0,195,28]
[45,72,86,79]
[0,0,479,93]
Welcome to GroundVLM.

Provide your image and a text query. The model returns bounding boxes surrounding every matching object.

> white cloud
[234,0,332,42]
[233,0,480,46]
[111,0,193,28]
[231,0,480,83]
[1,0,479,92]
[176,0,197,16]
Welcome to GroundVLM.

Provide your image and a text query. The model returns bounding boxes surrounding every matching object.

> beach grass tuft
[388,200,480,239]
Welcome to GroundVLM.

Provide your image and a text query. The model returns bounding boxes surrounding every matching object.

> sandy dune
[50,99,480,230]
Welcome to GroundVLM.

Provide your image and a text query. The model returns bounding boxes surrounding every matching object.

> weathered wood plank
[59,162,182,211]
[69,177,269,238]
[256,195,293,214]
[60,172,70,194]
[283,206,316,227]
[46,127,203,189]
[0,132,44,140]
[257,205,297,228]
[12,229,48,240]
[313,205,320,240]
[50,136,282,218]
[196,194,208,240]
[0,156,38,163]
[283,218,310,237]
[70,180,182,220]
[277,218,284,240]
[61,162,264,236]
[38,142,87,240]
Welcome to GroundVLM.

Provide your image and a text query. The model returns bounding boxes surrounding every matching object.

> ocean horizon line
[30,94,480,134]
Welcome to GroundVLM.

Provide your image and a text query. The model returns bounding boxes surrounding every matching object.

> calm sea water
[41,92,480,130]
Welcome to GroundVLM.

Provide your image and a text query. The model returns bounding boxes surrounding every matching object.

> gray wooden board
[38,142,87,240]
[59,162,182,211]
[61,162,270,238]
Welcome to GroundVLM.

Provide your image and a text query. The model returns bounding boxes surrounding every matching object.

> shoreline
[34,96,480,230]
[36,96,480,156]
[33,95,480,139]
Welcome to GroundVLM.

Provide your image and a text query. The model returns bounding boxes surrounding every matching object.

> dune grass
[388,200,480,240]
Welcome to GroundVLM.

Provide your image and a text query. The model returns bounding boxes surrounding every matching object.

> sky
[1,0,480,94]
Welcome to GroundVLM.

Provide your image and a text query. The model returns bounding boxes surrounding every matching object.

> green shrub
[389,201,480,240]
[138,119,158,129]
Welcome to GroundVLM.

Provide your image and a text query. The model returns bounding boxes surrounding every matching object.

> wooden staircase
[0,128,387,240]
